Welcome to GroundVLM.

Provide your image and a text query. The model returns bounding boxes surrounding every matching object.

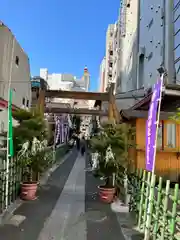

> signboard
[145,80,162,172]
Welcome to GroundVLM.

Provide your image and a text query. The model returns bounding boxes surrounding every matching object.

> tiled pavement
[0,148,126,240]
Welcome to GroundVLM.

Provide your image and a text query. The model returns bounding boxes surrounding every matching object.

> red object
[98,186,116,203]
[0,98,19,111]
[21,182,38,201]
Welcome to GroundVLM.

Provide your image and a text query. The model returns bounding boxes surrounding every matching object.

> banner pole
[5,38,15,209]
[144,74,164,240]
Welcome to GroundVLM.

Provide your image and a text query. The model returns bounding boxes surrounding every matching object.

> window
[174,44,180,62]
[22,98,25,106]
[174,30,180,49]
[110,50,113,56]
[174,0,180,10]
[138,54,144,88]
[127,0,131,7]
[167,123,176,148]
[109,62,113,68]
[174,15,180,34]
[157,121,163,149]
[147,52,153,61]
[15,56,19,66]
[26,100,29,107]
[148,19,153,29]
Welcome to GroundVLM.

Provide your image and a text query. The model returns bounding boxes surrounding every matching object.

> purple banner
[146,80,162,172]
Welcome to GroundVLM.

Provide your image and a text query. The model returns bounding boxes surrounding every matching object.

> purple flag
[146,79,162,172]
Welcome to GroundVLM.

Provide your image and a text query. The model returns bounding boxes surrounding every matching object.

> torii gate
[37,83,120,123]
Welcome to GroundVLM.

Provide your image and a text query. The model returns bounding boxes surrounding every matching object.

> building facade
[99,57,106,92]
[104,24,115,90]
[174,0,180,83]
[112,22,119,88]
[116,0,176,94]
[116,0,139,93]
[40,67,90,105]
[40,67,90,93]
[0,21,31,109]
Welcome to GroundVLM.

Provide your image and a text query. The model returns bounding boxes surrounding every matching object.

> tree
[12,109,49,155]
[90,122,129,187]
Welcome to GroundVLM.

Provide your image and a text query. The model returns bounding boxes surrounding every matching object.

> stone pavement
[0,148,125,240]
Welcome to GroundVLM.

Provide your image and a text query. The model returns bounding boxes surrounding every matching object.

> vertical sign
[146,80,162,172]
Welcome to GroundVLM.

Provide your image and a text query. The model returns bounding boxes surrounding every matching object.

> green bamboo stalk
[138,170,146,229]
[144,173,156,240]
[169,184,179,239]
[143,172,151,232]
[153,176,163,240]
[160,180,170,239]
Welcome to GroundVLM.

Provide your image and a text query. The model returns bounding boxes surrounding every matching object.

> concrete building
[40,67,90,105]
[40,67,90,92]
[174,1,180,83]
[116,0,178,95]
[99,57,106,92]
[116,0,139,94]
[137,0,175,88]
[104,24,115,90]
[112,22,119,87]
[0,21,31,109]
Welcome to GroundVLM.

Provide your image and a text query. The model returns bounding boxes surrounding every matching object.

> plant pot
[21,182,38,200]
[98,185,116,203]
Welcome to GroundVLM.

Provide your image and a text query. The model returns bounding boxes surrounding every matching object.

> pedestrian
[76,135,80,151]
[81,136,86,156]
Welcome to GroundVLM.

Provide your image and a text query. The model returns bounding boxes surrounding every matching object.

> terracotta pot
[21,182,38,200]
[98,185,116,203]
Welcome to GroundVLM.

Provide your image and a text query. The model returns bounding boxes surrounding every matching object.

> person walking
[80,136,86,156]
[76,135,80,151]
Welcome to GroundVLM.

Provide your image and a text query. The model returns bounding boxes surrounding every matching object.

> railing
[129,169,180,239]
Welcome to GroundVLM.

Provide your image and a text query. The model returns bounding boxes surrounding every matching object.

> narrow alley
[0,148,125,240]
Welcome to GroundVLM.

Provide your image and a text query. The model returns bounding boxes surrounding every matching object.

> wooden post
[108,84,114,122]
[37,89,45,116]
[108,83,121,123]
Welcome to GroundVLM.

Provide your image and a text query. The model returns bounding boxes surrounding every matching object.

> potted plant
[90,122,126,203]
[17,137,52,200]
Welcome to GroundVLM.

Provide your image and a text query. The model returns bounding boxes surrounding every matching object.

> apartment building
[0,21,31,109]
[104,24,115,90]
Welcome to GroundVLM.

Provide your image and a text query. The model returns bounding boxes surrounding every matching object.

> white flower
[105,145,114,163]
[92,152,99,170]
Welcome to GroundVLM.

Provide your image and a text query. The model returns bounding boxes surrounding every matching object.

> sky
[1,0,120,91]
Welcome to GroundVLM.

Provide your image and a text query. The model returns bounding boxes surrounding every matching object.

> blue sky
[1,0,120,91]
